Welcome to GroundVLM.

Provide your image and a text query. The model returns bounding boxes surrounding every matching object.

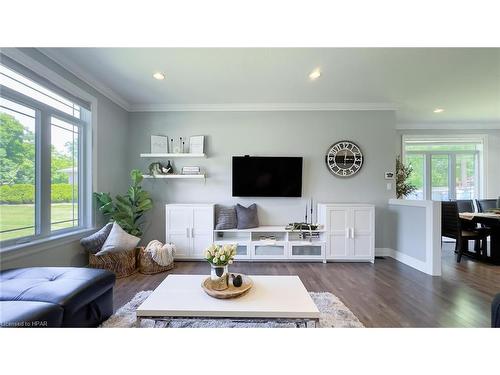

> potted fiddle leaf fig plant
[94,169,153,237]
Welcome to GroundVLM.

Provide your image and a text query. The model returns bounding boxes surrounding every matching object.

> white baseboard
[375,247,439,276]
[391,250,430,274]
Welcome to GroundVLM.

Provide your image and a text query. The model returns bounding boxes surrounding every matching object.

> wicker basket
[138,247,174,275]
[89,247,139,278]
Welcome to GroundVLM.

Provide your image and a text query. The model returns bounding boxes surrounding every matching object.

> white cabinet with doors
[165,204,214,259]
[318,204,375,263]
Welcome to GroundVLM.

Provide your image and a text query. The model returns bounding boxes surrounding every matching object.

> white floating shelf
[140,153,206,158]
[142,174,205,179]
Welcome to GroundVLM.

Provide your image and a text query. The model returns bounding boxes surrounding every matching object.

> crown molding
[129,102,398,112]
[397,122,500,130]
[38,48,131,111]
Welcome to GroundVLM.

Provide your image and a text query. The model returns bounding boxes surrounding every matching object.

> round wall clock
[325,140,364,177]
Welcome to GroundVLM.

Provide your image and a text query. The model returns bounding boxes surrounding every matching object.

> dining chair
[456,199,474,213]
[476,199,498,213]
[455,199,478,233]
[441,201,490,262]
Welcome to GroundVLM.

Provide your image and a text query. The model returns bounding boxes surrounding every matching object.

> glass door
[431,154,450,201]
[403,136,483,201]
[406,154,424,199]
[455,154,478,200]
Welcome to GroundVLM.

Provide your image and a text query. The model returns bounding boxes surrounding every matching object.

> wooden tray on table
[201,273,253,299]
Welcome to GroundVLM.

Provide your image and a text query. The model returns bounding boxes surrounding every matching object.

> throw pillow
[96,222,140,256]
[215,205,237,230]
[80,223,113,254]
[235,203,259,229]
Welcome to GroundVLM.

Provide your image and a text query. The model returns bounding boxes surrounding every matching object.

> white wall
[1,49,129,270]
[128,110,398,248]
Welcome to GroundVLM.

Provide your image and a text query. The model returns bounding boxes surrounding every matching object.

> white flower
[220,255,225,262]
[205,244,219,257]
[213,257,218,264]
[228,260,233,264]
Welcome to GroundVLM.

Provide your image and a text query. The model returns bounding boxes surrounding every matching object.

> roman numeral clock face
[325,141,363,177]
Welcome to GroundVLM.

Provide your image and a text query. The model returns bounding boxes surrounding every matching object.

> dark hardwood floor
[113,244,500,327]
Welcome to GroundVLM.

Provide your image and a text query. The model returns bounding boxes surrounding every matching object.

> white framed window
[0,56,92,247]
[402,135,487,201]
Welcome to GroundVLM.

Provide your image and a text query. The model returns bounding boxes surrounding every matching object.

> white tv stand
[166,203,375,262]
[214,225,327,262]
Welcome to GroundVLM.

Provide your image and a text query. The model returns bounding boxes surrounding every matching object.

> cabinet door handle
[186,228,190,238]
[191,228,194,238]
[351,228,355,238]
[345,228,350,239]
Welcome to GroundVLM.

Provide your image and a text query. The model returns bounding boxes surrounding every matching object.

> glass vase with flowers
[204,244,237,291]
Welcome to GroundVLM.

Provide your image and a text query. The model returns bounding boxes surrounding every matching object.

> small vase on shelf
[165,160,174,174]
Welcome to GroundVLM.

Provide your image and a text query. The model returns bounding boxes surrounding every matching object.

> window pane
[1,64,81,119]
[51,116,79,232]
[406,154,424,199]
[456,154,476,200]
[405,143,478,152]
[431,155,449,201]
[0,98,36,241]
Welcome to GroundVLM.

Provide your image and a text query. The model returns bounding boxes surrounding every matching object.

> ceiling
[40,48,500,125]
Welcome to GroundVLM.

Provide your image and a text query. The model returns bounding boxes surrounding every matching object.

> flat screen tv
[232,156,303,197]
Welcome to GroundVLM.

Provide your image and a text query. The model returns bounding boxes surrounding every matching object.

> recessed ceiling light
[309,69,321,80]
[153,72,165,80]
[433,108,444,113]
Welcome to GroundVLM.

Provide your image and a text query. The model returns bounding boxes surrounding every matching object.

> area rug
[102,291,364,328]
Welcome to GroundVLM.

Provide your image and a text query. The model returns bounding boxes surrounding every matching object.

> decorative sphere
[233,274,243,287]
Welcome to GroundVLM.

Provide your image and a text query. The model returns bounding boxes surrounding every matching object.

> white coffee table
[136,274,320,327]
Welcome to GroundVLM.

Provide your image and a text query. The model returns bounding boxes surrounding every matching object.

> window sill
[0,228,96,262]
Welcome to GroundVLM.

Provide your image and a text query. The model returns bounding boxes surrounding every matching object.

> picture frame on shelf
[151,135,169,153]
[189,135,204,154]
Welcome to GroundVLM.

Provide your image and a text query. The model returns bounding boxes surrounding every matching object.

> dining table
[460,211,500,264]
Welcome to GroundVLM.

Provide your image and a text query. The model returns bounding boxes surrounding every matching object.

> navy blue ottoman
[0,301,63,328]
[492,293,500,328]
[0,267,115,328]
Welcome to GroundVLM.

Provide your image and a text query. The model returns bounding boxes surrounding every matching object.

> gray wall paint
[387,205,427,261]
[1,241,87,270]
[128,110,398,248]
[1,49,129,270]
